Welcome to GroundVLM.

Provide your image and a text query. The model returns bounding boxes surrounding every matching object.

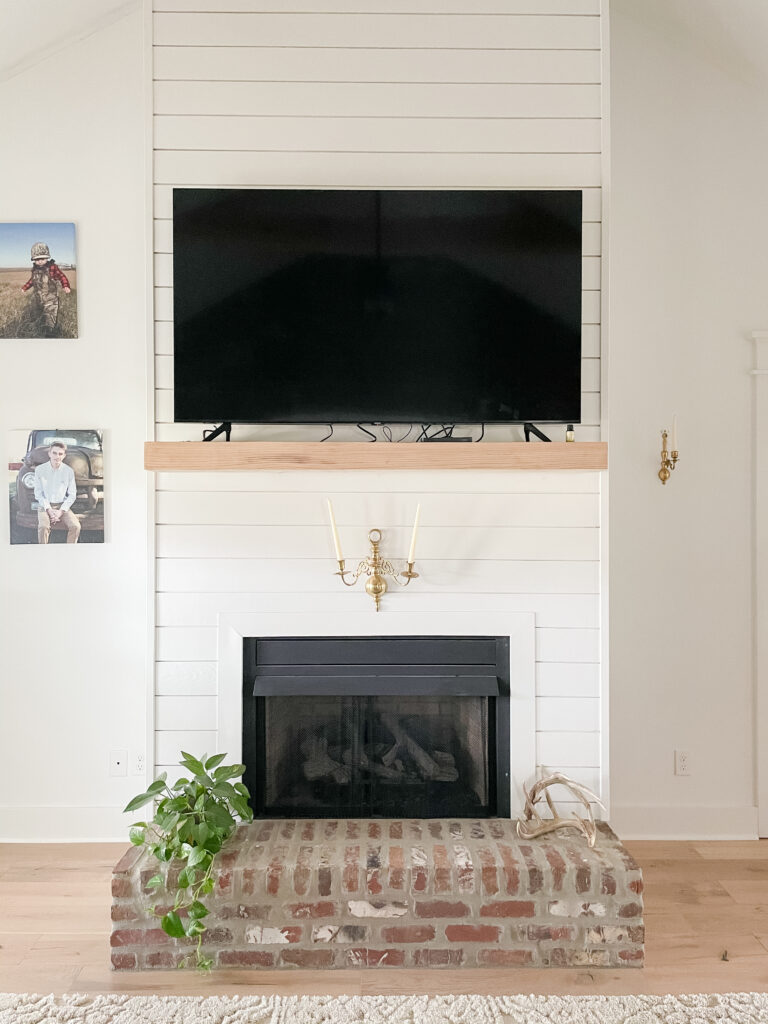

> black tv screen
[172,189,582,425]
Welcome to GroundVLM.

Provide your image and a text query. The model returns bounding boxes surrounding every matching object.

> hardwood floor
[2,840,768,995]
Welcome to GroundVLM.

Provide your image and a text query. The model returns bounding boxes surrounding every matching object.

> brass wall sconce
[658,417,680,485]
[327,502,420,611]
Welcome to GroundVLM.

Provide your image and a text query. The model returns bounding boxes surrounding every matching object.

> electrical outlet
[109,749,128,777]
[134,752,146,776]
[674,749,691,776]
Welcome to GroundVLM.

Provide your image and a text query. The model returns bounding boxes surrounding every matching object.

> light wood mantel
[144,441,607,471]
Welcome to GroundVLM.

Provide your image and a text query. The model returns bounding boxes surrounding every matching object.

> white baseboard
[610,804,759,840]
[0,805,130,842]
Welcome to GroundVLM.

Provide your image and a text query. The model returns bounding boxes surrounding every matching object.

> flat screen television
[172,189,582,425]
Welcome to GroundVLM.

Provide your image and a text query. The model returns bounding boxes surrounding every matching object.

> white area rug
[2,993,768,1024]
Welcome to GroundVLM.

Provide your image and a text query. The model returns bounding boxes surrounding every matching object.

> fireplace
[242,637,511,819]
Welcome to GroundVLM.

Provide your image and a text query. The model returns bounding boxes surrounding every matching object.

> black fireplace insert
[242,636,510,818]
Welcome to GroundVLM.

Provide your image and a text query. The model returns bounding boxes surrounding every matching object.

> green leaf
[205,802,235,831]
[180,752,205,777]
[188,900,210,920]
[195,823,210,846]
[146,875,164,890]
[147,777,168,795]
[212,783,237,800]
[196,955,213,971]
[199,877,215,895]
[129,826,146,846]
[213,765,245,782]
[205,753,227,771]
[123,791,156,814]
[161,911,186,938]
[233,783,250,798]
[188,846,210,868]
[230,795,252,822]
[176,869,190,889]
[203,833,223,855]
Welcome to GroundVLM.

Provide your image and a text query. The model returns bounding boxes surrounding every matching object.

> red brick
[266,854,284,896]
[368,822,381,839]
[388,846,404,890]
[433,845,451,893]
[111,877,133,898]
[281,949,335,968]
[601,871,617,895]
[546,948,568,967]
[413,948,464,967]
[415,900,470,918]
[289,901,337,918]
[114,846,143,874]
[205,927,233,943]
[628,925,645,943]
[220,851,239,869]
[318,866,333,897]
[619,902,643,918]
[144,951,177,968]
[382,925,435,943]
[293,846,312,896]
[446,924,501,943]
[619,948,644,962]
[219,950,274,967]
[544,846,567,891]
[301,822,316,841]
[477,848,499,896]
[110,904,139,922]
[110,928,170,947]
[241,868,255,896]
[346,948,405,967]
[480,901,535,918]
[219,904,271,920]
[411,847,428,893]
[343,846,360,893]
[110,951,137,970]
[478,949,534,966]
[526,925,573,941]
[519,846,543,894]
[389,822,403,840]
[497,844,521,894]
[629,879,644,895]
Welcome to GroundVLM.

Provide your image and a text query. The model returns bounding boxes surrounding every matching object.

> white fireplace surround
[217,609,536,818]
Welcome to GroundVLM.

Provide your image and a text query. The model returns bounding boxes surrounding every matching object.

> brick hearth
[111,819,644,969]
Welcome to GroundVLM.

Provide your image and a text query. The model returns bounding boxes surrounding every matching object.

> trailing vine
[124,751,253,969]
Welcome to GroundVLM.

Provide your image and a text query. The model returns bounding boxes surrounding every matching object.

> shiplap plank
[156,490,599,528]
[156,661,217,695]
[153,46,601,84]
[582,324,600,357]
[153,13,600,49]
[154,116,601,154]
[582,290,600,324]
[536,730,598,767]
[537,695,599,732]
[152,185,603,221]
[538,765,601,793]
[155,319,173,353]
[156,730,218,764]
[154,151,602,188]
[536,661,599,697]
[156,695,217,730]
[156,556,599,593]
[155,590,599,627]
[536,626,599,662]
[155,524,599,561]
[155,624,598,665]
[155,81,600,119]
[155,1,600,15]
[154,468,601,493]
[152,418,604,441]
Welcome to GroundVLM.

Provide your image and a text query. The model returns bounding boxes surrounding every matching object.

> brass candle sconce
[658,417,680,485]
[327,502,420,611]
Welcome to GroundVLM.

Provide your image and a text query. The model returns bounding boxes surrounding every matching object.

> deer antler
[516,771,605,848]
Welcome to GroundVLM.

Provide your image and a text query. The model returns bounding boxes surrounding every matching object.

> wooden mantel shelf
[144,441,606,472]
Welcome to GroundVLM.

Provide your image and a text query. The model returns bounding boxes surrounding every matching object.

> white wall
[0,7,149,840]
[150,1,607,811]
[608,0,768,837]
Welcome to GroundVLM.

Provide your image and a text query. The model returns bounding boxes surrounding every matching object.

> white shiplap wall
[152,0,605,806]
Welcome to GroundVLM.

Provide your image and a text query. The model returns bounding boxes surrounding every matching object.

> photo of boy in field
[0,223,78,338]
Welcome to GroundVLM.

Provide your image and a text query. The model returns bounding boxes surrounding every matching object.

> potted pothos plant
[124,751,253,970]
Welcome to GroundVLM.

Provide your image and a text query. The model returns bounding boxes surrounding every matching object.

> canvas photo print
[0,223,78,338]
[9,428,104,544]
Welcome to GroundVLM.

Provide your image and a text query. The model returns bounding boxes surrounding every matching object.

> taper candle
[408,503,421,564]
[671,414,678,451]
[327,499,343,561]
